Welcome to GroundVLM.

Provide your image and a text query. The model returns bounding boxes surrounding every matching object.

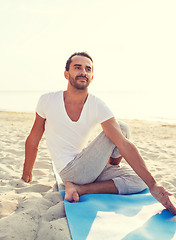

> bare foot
[65,182,80,203]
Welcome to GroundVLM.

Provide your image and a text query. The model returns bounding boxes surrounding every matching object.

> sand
[0,111,176,240]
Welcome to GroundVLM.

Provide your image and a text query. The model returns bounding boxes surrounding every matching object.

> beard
[68,74,90,90]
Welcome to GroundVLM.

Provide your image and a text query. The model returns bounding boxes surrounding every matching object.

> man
[22,52,176,214]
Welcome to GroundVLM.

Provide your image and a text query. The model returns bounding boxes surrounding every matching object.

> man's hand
[149,183,176,215]
[22,172,32,183]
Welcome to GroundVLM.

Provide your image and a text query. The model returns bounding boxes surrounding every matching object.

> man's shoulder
[36,91,63,115]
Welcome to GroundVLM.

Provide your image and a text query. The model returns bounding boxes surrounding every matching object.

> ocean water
[0,90,176,123]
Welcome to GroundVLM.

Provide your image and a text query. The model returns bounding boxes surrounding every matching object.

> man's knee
[118,120,130,139]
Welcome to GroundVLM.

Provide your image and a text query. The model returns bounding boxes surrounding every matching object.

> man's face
[65,55,93,90]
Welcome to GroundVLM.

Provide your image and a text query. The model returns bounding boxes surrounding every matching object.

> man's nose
[80,68,87,75]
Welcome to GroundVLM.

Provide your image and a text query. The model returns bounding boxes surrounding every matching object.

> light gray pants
[60,121,147,194]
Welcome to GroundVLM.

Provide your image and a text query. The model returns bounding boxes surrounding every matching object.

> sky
[0,0,176,95]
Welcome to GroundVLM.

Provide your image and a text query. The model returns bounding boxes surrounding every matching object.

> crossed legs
[60,121,146,202]
[65,156,122,202]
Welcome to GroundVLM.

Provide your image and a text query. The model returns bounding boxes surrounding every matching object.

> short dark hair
[65,52,93,71]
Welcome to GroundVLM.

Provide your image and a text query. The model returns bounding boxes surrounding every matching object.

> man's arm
[22,113,46,183]
[101,117,176,215]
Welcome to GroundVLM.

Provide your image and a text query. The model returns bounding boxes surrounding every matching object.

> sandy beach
[0,111,176,240]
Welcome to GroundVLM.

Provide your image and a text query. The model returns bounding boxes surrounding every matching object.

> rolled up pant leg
[95,164,147,194]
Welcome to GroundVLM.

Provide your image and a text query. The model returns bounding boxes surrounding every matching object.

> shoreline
[1,89,176,124]
[1,110,176,125]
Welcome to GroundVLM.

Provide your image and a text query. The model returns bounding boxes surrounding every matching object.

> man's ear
[64,70,69,80]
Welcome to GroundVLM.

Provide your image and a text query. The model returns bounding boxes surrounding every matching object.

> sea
[0,90,176,123]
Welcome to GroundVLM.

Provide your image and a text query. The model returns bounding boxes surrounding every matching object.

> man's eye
[75,66,80,69]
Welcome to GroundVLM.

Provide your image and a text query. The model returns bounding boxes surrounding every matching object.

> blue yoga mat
[52,163,176,240]
[60,189,176,240]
